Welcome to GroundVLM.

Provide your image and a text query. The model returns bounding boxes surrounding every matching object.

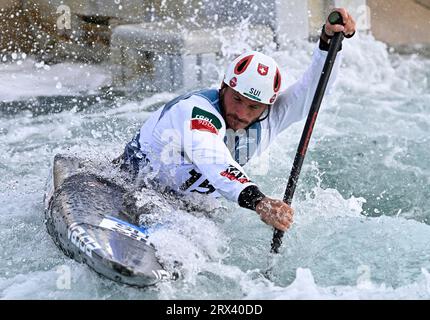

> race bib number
[180,169,216,194]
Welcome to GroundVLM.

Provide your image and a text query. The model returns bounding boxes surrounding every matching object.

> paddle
[270,11,346,254]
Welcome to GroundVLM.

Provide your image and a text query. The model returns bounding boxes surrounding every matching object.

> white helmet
[223,51,282,105]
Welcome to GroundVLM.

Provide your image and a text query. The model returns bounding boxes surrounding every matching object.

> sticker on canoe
[99,216,150,243]
[68,223,102,258]
[191,107,222,135]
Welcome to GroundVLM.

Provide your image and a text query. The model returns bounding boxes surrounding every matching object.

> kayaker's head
[220,51,282,130]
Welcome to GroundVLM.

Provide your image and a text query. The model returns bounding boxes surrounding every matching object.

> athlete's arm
[271,46,342,135]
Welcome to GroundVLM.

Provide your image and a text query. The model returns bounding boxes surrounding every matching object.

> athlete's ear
[220,82,229,97]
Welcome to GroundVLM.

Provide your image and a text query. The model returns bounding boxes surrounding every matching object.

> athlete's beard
[219,87,258,130]
[226,114,249,129]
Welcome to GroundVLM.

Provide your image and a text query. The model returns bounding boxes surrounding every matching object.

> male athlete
[120,9,356,232]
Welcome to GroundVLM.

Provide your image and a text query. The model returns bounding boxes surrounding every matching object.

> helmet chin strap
[253,106,271,124]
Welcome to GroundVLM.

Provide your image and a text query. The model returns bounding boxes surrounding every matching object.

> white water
[0,58,111,102]
[1,32,430,299]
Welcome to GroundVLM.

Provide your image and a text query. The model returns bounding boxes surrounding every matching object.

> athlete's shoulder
[190,91,225,132]
[175,90,224,120]
[189,103,224,136]
[163,89,226,136]
[178,89,223,115]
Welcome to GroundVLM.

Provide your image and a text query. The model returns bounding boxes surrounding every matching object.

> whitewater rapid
[1,33,429,299]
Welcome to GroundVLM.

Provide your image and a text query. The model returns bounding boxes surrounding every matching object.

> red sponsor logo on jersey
[220,165,251,184]
[191,107,222,135]
[257,63,269,76]
[190,119,218,135]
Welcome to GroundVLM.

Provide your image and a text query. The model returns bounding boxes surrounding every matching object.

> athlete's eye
[249,105,260,111]
[233,95,241,102]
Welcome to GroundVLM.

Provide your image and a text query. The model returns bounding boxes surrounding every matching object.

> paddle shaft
[270,14,345,254]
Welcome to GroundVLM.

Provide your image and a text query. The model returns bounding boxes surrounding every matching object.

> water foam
[1,22,429,299]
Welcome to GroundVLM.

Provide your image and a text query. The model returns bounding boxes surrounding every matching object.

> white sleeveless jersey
[135,47,341,204]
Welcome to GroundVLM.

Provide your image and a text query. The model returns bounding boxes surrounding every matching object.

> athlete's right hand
[255,197,294,231]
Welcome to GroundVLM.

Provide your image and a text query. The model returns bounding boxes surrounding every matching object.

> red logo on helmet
[234,55,254,75]
[270,94,277,104]
[274,67,281,93]
[229,77,237,87]
[258,63,269,76]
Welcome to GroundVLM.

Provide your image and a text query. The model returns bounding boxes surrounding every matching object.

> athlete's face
[221,86,269,130]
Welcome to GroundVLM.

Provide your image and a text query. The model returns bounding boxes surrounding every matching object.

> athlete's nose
[235,102,248,120]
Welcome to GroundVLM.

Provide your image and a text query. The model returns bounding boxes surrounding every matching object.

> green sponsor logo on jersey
[191,107,222,130]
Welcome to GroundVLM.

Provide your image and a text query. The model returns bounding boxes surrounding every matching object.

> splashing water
[1,30,430,299]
